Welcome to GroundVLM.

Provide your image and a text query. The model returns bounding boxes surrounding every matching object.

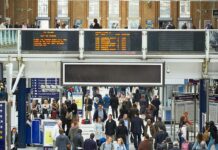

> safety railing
[0,28,218,58]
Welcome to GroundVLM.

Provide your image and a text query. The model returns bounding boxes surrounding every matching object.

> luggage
[188,142,194,150]
[81,119,91,124]
[182,142,189,150]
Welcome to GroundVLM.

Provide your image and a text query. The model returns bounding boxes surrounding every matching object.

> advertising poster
[43,120,57,147]
[72,93,83,114]
[0,102,6,150]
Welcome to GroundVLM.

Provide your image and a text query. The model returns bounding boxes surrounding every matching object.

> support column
[17,78,26,148]
[199,79,207,132]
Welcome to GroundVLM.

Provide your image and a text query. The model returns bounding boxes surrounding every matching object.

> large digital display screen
[62,63,164,86]
[21,31,79,51]
[147,31,205,52]
[84,31,142,51]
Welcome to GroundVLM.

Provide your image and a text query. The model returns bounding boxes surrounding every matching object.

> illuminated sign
[21,31,79,51]
[62,63,164,86]
[0,102,6,150]
[84,31,142,51]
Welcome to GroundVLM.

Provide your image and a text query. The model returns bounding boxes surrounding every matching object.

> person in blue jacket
[103,94,110,114]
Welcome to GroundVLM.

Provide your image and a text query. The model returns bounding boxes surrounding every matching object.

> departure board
[21,31,79,51]
[84,31,142,51]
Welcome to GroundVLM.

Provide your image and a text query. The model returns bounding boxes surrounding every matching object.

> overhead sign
[21,31,79,51]
[0,102,6,150]
[147,31,205,52]
[84,31,142,51]
[31,78,59,98]
[62,63,164,86]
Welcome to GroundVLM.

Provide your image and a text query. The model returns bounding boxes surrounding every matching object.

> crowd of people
[10,86,218,150]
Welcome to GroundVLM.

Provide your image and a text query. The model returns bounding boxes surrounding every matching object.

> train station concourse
[1,0,218,150]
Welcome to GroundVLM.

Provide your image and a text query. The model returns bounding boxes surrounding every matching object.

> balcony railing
[0,29,216,60]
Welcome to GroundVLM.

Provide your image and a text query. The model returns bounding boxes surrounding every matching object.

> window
[109,0,119,18]
[88,0,100,26]
[89,0,100,18]
[180,0,190,18]
[129,0,139,18]
[160,0,171,18]
[57,0,68,17]
[128,0,140,29]
[38,0,48,17]
[108,0,120,28]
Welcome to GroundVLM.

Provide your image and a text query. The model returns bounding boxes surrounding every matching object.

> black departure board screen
[62,63,164,86]
[147,31,205,51]
[21,31,79,51]
[84,31,142,51]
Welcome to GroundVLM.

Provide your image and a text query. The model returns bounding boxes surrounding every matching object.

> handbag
[130,134,134,143]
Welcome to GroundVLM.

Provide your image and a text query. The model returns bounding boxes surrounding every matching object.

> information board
[31,78,59,98]
[0,102,6,150]
[22,31,79,51]
[62,63,164,86]
[147,31,205,52]
[84,31,142,51]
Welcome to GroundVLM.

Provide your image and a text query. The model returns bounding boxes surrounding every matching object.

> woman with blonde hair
[114,138,126,150]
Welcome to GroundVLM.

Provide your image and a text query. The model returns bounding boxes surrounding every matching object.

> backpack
[102,142,114,150]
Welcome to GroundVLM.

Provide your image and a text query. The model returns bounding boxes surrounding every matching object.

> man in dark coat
[110,94,119,119]
[131,113,145,150]
[116,120,128,145]
[105,114,117,139]
[154,126,168,149]
[83,133,97,150]
[93,104,107,122]
[151,95,161,121]
[73,129,84,150]
[71,99,78,115]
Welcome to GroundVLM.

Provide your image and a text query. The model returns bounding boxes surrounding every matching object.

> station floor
[16,107,199,150]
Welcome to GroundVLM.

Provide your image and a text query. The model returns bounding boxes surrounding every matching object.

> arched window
[57,0,68,17]
[160,0,171,18]
[88,0,100,27]
[108,0,120,28]
[180,0,190,18]
[38,0,48,17]
[128,0,140,29]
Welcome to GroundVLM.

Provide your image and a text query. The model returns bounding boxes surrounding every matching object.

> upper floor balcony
[0,28,217,62]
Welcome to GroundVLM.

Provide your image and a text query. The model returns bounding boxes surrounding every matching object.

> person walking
[116,120,128,145]
[100,136,114,150]
[138,134,152,150]
[93,104,107,122]
[114,138,126,150]
[103,94,111,114]
[55,129,71,150]
[83,133,97,150]
[105,114,117,139]
[73,129,84,150]
[84,95,93,122]
[110,94,119,119]
[131,113,144,150]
